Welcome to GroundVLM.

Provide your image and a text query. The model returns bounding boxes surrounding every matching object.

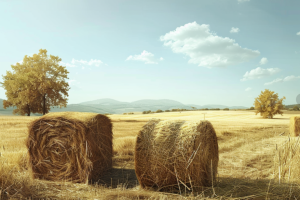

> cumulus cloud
[160,57,164,61]
[71,59,103,67]
[68,79,82,90]
[245,87,252,91]
[259,57,268,65]
[60,59,104,68]
[241,67,280,81]
[230,27,240,33]
[160,22,259,68]
[264,75,300,85]
[297,31,300,36]
[60,61,76,68]
[126,50,162,64]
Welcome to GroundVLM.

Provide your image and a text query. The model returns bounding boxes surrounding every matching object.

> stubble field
[1,110,300,199]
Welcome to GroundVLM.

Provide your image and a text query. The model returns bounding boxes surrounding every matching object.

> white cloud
[238,0,250,2]
[297,31,300,36]
[241,67,280,81]
[259,57,268,65]
[60,59,104,68]
[245,87,252,91]
[230,27,240,33]
[264,75,300,85]
[68,79,82,90]
[264,78,283,85]
[126,50,162,64]
[160,22,260,68]
[71,59,103,67]
[60,61,76,68]
[283,75,300,81]
[160,57,164,61]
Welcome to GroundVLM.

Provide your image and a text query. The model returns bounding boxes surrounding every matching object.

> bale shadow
[92,168,138,189]
[213,177,300,199]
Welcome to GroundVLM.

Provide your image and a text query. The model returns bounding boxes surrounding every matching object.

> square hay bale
[134,119,219,192]
[290,116,300,137]
[26,112,113,183]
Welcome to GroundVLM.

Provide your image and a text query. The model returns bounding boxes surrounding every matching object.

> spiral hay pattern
[134,119,219,192]
[26,112,113,183]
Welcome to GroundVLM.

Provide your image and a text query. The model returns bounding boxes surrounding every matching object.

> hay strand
[26,112,113,183]
[134,119,219,192]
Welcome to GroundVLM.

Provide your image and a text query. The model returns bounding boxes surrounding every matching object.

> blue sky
[0,0,299,107]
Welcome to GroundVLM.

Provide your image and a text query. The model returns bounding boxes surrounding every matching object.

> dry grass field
[1,110,300,199]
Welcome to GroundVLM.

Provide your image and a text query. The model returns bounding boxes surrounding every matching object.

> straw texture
[134,119,219,191]
[26,112,113,183]
[290,116,300,137]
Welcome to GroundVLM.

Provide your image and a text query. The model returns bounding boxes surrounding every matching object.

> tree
[254,89,286,119]
[0,49,70,115]
[249,107,255,110]
[1,65,44,116]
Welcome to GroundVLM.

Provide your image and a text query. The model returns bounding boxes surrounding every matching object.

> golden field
[1,110,300,199]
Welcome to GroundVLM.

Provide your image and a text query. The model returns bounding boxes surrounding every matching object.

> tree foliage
[0,49,70,116]
[254,89,285,119]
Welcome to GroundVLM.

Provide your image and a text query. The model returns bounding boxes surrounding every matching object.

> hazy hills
[0,98,251,116]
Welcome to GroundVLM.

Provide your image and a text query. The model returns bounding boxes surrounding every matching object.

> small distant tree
[254,89,286,119]
[223,108,229,111]
[156,109,163,113]
[250,107,255,110]
[293,106,299,111]
[142,110,151,114]
[165,110,170,112]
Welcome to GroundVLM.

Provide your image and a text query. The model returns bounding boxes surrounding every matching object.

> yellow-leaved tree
[0,49,70,116]
[254,89,286,119]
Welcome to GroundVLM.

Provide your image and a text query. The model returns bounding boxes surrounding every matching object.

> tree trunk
[43,94,46,115]
[27,104,31,116]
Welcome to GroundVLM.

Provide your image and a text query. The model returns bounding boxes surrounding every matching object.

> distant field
[1,110,300,199]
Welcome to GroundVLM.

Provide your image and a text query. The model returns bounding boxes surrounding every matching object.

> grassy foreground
[1,110,300,199]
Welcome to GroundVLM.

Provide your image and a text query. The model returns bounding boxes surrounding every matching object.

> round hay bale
[134,119,218,191]
[26,112,113,183]
[290,116,300,137]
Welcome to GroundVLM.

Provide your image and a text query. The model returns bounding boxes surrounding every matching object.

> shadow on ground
[93,168,138,189]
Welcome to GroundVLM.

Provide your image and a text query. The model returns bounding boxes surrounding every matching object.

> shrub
[223,108,229,111]
[289,108,293,111]
[156,109,163,113]
[165,110,170,112]
[293,106,299,111]
[250,107,255,110]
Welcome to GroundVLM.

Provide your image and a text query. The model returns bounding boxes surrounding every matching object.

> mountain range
[0,98,250,116]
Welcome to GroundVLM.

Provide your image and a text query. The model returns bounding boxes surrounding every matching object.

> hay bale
[134,119,218,191]
[26,112,113,183]
[290,116,300,137]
